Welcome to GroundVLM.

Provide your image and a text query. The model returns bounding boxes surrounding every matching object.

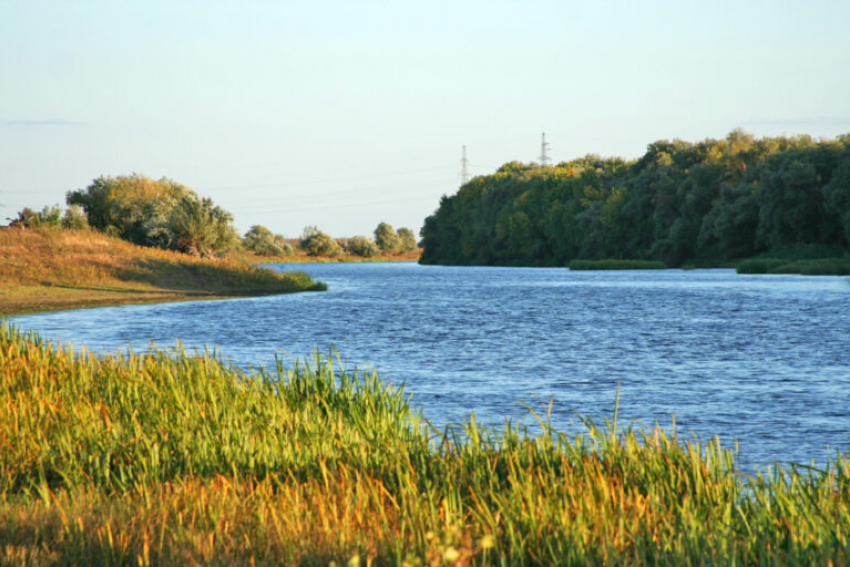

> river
[8,263,850,469]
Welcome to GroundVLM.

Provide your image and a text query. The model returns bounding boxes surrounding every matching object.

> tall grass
[1,324,848,565]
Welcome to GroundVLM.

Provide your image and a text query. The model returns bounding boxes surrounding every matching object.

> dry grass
[0,227,325,316]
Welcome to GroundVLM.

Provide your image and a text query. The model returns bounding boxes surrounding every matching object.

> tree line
[419,130,850,267]
[9,173,418,259]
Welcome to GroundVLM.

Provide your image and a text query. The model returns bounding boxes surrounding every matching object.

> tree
[397,227,418,252]
[168,196,238,257]
[66,174,238,256]
[243,225,287,256]
[61,205,90,230]
[301,228,341,257]
[11,205,62,228]
[374,222,400,252]
[347,236,381,257]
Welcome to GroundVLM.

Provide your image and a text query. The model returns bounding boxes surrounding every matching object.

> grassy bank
[0,228,325,316]
[1,325,848,565]
[569,259,668,271]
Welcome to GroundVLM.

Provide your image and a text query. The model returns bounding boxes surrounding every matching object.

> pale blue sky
[2,1,848,237]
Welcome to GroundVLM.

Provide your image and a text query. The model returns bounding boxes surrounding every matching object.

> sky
[1,0,849,238]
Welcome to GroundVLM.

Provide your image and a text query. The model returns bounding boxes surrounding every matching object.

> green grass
[1,324,849,565]
[569,259,668,271]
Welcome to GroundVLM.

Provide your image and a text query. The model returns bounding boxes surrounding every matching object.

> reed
[736,257,850,276]
[569,259,668,271]
[1,324,848,565]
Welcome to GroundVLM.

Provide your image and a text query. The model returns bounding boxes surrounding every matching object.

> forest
[419,130,850,267]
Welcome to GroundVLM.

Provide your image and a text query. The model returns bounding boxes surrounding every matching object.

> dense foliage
[66,174,238,257]
[420,131,850,267]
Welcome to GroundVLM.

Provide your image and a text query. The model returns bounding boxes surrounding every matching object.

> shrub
[347,236,381,257]
[244,225,288,256]
[397,227,419,252]
[374,222,400,252]
[301,230,341,257]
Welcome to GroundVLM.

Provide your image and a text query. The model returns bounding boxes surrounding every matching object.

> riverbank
[1,324,847,565]
[0,228,326,316]
[231,248,421,264]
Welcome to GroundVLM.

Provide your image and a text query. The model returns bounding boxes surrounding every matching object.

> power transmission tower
[538,132,551,166]
[460,145,470,186]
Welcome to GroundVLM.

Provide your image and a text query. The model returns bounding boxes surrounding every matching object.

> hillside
[0,227,325,316]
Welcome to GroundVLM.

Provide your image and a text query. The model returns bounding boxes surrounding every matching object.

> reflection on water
[8,263,850,469]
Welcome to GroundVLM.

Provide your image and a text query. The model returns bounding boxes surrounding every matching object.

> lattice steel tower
[539,132,551,166]
[460,145,470,186]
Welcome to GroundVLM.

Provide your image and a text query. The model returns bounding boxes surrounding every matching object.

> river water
[8,263,850,469]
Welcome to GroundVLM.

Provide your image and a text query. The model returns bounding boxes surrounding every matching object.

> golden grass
[0,228,325,316]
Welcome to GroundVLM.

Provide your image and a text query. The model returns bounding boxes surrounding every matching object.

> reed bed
[1,324,848,565]
[736,257,850,276]
[568,259,668,271]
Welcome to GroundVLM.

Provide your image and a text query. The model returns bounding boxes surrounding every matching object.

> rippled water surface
[9,263,850,468]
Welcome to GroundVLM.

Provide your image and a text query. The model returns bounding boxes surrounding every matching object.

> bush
[60,205,89,230]
[301,230,341,257]
[397,227,419,252]
[11,205,62,228]
[66,174,238,256]
[374,222,400,252]
[243,225,288,256]
[347,236,381,257]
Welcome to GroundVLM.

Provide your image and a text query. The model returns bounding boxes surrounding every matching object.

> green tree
[301,228,341,257]
[374,222,400,252]
[396,227,418,252]
[243,225,287,256]
[61,205,90,230]
[168,196,238,257]
[347,236,381,257]
[66,174,238,256]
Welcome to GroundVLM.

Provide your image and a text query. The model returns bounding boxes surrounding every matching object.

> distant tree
[397,227,418,252]
[347,235,381,257]
[11,205,62,228]
[61,205,90,230]
[243,224,287,256]
[374,222,400,252]
[168,196,238,257]
[301,229,341,257]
